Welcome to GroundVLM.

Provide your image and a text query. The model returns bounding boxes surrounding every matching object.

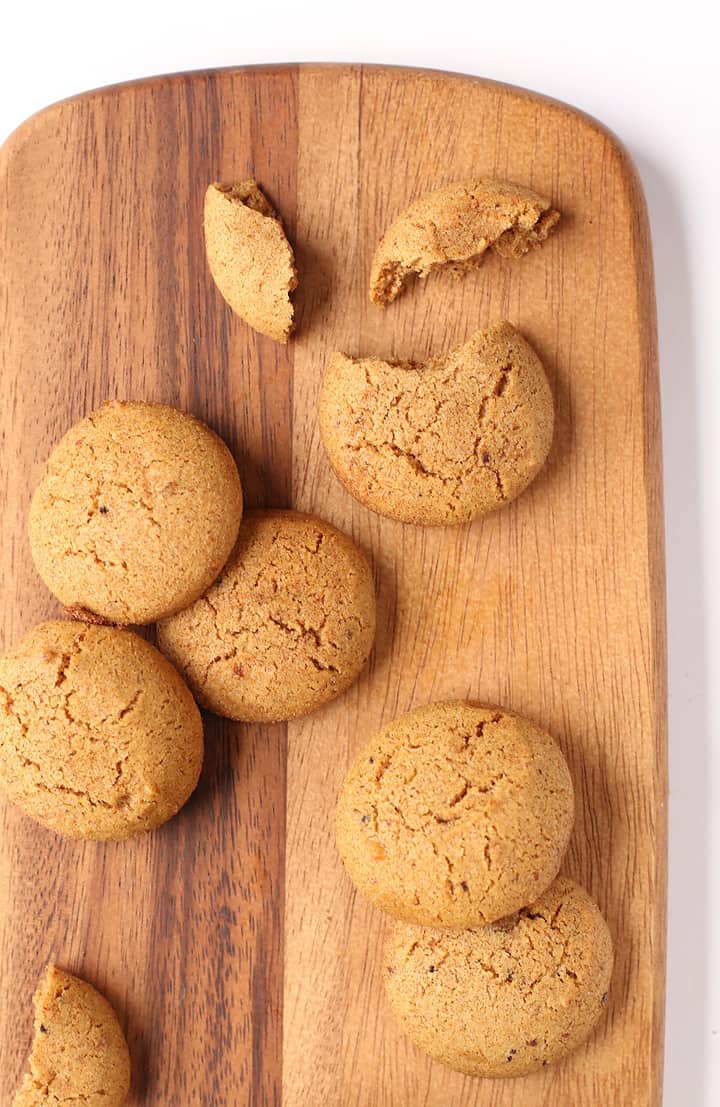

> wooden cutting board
[0,64,667,1107]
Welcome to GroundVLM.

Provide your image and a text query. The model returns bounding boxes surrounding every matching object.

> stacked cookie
[0,401,377,846]
[336,702,613,1076]
[157,509,375,723]
[5,398,378,1103]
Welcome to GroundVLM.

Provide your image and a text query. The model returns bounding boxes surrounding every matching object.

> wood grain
[0,64,666,1106]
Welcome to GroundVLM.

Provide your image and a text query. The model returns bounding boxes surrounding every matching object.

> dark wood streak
[0,65,298,1106]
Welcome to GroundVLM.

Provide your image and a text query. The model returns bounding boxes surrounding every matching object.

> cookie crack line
[60,542,130,576]
[346,353,516,477]
[345,438,455,487]
[267,612,340,656]
[8,632,145,743]
[190,604,343,679]
[308,655,340,674]
[403,932,510,986]
[112,480,163,529]
[29,776,120,811]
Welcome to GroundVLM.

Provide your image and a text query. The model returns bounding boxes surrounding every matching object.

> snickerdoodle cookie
[384,876,613,1077]
[319,322,554,525]
[204,180,298,342]
[0,621,203,839]
[13,965,131,1107]
[29,401,243,625]
[370,178,559,305]
[336,702,574,927]
[157,510,376,722]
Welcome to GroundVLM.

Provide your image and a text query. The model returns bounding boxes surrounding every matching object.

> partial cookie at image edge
[0,620,204,840]
[13,964,131,1107]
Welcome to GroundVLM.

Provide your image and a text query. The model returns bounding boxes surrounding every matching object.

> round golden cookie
[157,509,376,722]
[384,876,613,1078]
[29,401,243,625]
[0,621,203,840]
[319,322,553,525]
[336,702,574,927]
[13,965,131,1107]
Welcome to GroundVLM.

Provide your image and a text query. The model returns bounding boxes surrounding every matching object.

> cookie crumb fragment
[63,604,111,625]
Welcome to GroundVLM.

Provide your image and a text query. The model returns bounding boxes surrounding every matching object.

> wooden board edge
[573,123,667,1101]
[619,142,668,1105]
[0,61,647,185]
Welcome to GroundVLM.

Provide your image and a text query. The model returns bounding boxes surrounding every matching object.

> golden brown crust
[319,322,554,525]
[0,621,203,840]
[369,178,559,305]
[157,510,376,722]
[13,965,131,1106]
[29,401,243,626]
[384,877,613,1077]
[204,180,297,342]
[336,701,574,927]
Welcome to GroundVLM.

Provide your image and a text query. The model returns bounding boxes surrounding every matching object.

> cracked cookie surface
[157,509,376,722]
[319,322,554,525]
[384,876,613,1077]
[336,702,574,927]
[29,401,243,625]
[0,620,203,839]
[204,180,298,343]
[369,178,559,305]
[13,964,130,1107]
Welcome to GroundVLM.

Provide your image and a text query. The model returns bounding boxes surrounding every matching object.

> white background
[1,1,718,1103]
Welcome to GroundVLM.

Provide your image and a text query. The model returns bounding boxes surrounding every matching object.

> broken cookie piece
[204,180,298,342]
[369,178,559,306]
[13,965,130,1107]
[319,321,554,525]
